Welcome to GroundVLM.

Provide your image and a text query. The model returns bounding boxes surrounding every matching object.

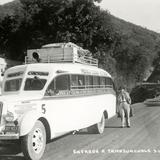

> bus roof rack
[25,42,98,67]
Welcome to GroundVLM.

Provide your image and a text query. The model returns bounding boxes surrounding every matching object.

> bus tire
[87,113,105,134]
[21,120,46,160]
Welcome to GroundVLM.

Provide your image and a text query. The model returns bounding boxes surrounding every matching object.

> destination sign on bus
[28,71,49,76]
[81,69,99,75]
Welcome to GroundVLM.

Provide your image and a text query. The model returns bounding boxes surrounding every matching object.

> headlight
[5,111,15,122]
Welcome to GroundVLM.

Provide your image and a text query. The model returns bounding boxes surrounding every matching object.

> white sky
[0,0,160,32]
[0,0,13,5]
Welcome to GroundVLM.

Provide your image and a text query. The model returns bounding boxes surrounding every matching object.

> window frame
[93,76,100,88]
[70,74,85,90]
[45,73,116,97]
[4,78,22,92]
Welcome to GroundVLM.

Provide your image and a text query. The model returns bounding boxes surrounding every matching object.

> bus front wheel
[87,113,105,134]
[21,120,46,160]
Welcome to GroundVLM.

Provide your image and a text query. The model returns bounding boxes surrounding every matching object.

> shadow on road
[105,126,122,128]
[0,156,24,160]
[76,131,93,135]
[0,142,24,160]
[47,132,72,143]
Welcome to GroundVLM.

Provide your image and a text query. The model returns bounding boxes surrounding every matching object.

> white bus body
[0,43,116,160]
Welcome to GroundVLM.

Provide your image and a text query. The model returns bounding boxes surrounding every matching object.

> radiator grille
[0,102,3,124]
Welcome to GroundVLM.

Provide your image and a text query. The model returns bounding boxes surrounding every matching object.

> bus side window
[100,77,105,88]
[55,75,70,91]
[71,75,78,89]
[71,75,85,89]
[78,75,85,89]
[105,77,113,88]
[85,76,90,88]
[93,76,100,88]
[89,76,93,88]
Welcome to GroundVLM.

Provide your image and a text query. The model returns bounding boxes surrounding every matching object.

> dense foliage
[0,0,160,90]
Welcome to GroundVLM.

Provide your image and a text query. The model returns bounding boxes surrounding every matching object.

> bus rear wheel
[87,113,105,134]
[21,120,46,160]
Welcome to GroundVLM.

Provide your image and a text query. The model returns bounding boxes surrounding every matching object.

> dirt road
[1,103,160,160]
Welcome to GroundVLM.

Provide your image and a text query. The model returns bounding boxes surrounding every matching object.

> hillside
[0,0,160,90]
[0,0,21,19]
[109,15,160,87]
[111,15,160,51]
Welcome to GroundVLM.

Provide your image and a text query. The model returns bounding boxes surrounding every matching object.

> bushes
[130,84,160,104]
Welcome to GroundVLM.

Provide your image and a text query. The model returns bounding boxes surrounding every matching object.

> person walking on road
[118,87,132,128]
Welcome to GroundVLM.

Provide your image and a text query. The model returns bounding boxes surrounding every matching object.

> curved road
[1,103,160,160]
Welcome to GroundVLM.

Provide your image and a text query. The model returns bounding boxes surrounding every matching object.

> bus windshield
[4,78,22,92]
[24,77,47,91]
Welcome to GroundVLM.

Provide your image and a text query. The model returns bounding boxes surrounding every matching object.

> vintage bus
[0,43,116,160]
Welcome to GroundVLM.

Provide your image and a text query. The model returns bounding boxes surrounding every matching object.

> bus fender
[19,110,42,136]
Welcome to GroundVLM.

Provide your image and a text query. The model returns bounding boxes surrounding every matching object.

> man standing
[118,87,131,128]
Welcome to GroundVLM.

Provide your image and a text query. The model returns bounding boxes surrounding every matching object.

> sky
[0,0,160,33]
[0,0,13,5]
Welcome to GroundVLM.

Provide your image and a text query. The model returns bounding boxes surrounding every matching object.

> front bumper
[0,133,19,140]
